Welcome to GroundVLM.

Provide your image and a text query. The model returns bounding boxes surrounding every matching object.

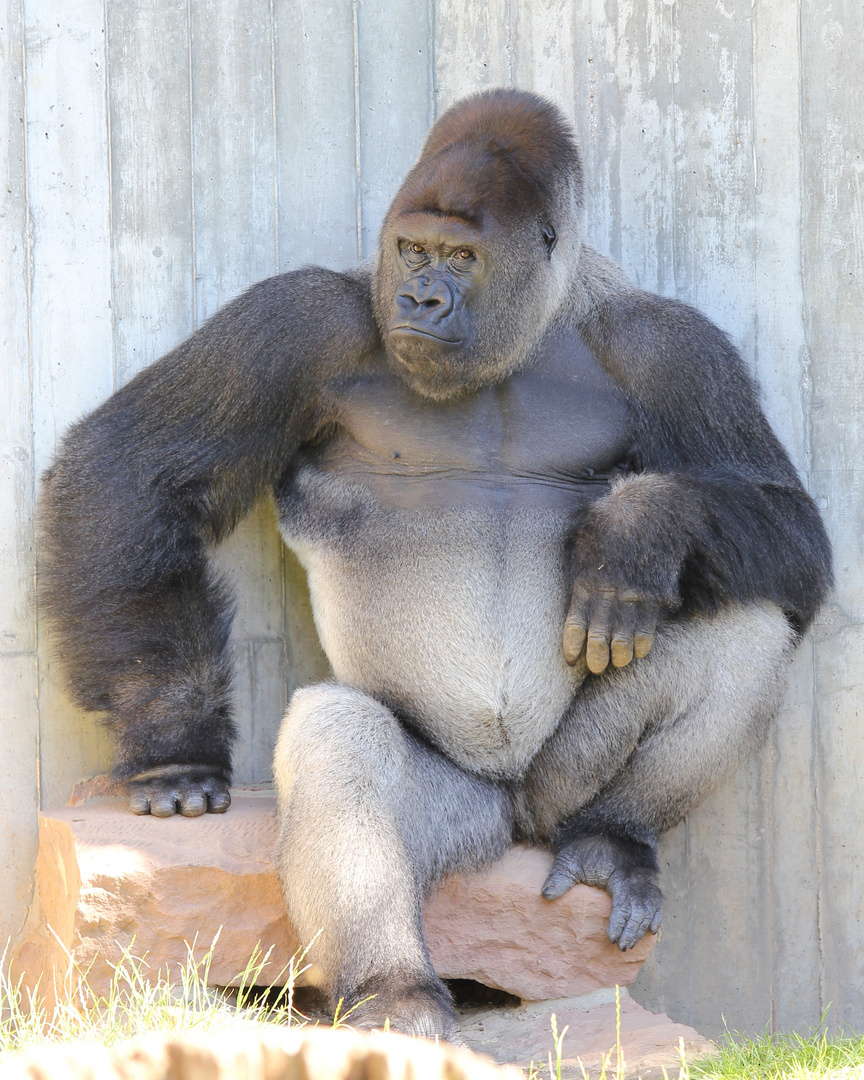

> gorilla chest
[277,333,633,778]
[318,335,633,510]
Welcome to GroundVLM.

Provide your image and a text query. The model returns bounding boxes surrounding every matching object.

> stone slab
[17,793,654,1005]
[460,989,714,1079]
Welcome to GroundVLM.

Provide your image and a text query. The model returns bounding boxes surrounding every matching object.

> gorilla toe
[128,772,231,817]
[543,829,662,950]
[605,869,662,950]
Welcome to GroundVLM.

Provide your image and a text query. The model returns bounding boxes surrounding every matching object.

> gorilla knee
[274,683,404,809]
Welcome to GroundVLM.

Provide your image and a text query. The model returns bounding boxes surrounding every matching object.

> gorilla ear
[542,221,558,259]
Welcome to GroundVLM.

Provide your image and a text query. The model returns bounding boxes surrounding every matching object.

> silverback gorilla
[40,90,831,1040]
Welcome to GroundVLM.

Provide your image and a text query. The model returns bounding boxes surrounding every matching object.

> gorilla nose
[396,278,454,320]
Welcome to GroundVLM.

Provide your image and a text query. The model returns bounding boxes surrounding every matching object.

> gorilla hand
[127,766,231,817]
[542,830,662,951]
[562,475,692,673]
[563,583,661,673]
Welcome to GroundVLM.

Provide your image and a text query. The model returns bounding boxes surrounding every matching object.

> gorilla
[39,90,831,1040]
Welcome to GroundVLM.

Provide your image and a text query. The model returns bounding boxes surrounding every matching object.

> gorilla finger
[585,592,615,674]
[205,780,231,814]
[149,790,180,817]
[587,634,611,674]
[607,901,631,945]
[541,862,578,901]
[650,908,662,935]
[617,927,641,952]
[609,595,637,667]
[207,791,231,814]
[617,907,655,951]
[128,787,152,815]
[633,601,660,659]
[179,789,208,817]
[562,621,587,666]
[610,629,635,668]
[633,631,655,659]
[632,907,660,948]
[562,586,591,665]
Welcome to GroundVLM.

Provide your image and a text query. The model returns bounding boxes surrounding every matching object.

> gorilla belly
[280,479,586,778]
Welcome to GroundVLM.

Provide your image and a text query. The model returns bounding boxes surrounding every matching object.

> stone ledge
[18,792,655,1004]
[461,989,714,1078]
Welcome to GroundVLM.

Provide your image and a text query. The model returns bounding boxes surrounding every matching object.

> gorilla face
[387,217,489,354]
[377,211,567,400]
[372,90,584,400]
[383,213,490,394]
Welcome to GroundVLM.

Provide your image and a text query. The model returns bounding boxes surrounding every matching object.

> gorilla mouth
[388,325,463,347]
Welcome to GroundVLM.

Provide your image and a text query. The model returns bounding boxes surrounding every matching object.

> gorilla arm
[544,273,831,947]
[565,278,832,675]
[38,268,378,815]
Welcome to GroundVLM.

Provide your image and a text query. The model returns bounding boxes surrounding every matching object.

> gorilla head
[373,90,586,399]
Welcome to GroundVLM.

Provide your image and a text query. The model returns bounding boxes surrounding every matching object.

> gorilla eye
[455,248,474,260]
[409,242,426,255]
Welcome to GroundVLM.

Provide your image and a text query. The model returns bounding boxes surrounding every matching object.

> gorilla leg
[273,683,513,1039]
[518,601,794,949]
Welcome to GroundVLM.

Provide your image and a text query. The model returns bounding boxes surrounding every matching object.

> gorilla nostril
[396,290,421,312]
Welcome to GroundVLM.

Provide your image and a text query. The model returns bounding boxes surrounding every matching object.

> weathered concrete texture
[5,1026,523,1080]
[17,794,654,1005]
[461,989,713,1079]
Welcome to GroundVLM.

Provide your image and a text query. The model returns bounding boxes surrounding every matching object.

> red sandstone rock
[460,989,714,1078]
[425,846,652,999]
[18,794,653,1003]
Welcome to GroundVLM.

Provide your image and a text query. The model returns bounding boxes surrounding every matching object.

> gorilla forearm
[569,469,831,631]
[38,268,378,787]
[673,470,831,629]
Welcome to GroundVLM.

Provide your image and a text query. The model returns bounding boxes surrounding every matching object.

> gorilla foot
[542,830,662,951]
[127,766,231,817]
[339,975,462,1043]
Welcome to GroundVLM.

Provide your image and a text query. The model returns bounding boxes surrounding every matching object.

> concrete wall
[1,0,862,1038]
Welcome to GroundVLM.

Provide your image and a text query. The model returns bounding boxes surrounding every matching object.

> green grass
[3,939,864,1079]
[525,988,864,1080]
[689,1025,864,1080]
[0,931,309,1061]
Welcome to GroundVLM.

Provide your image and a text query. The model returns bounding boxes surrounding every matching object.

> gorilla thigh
[273,600,793,1035]
[274,684,513,1039]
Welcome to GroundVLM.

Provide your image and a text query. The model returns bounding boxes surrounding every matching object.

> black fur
[543,821,662,951]
[38,91,829,800]
[578,294,831,632]
[39,269,379,785]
